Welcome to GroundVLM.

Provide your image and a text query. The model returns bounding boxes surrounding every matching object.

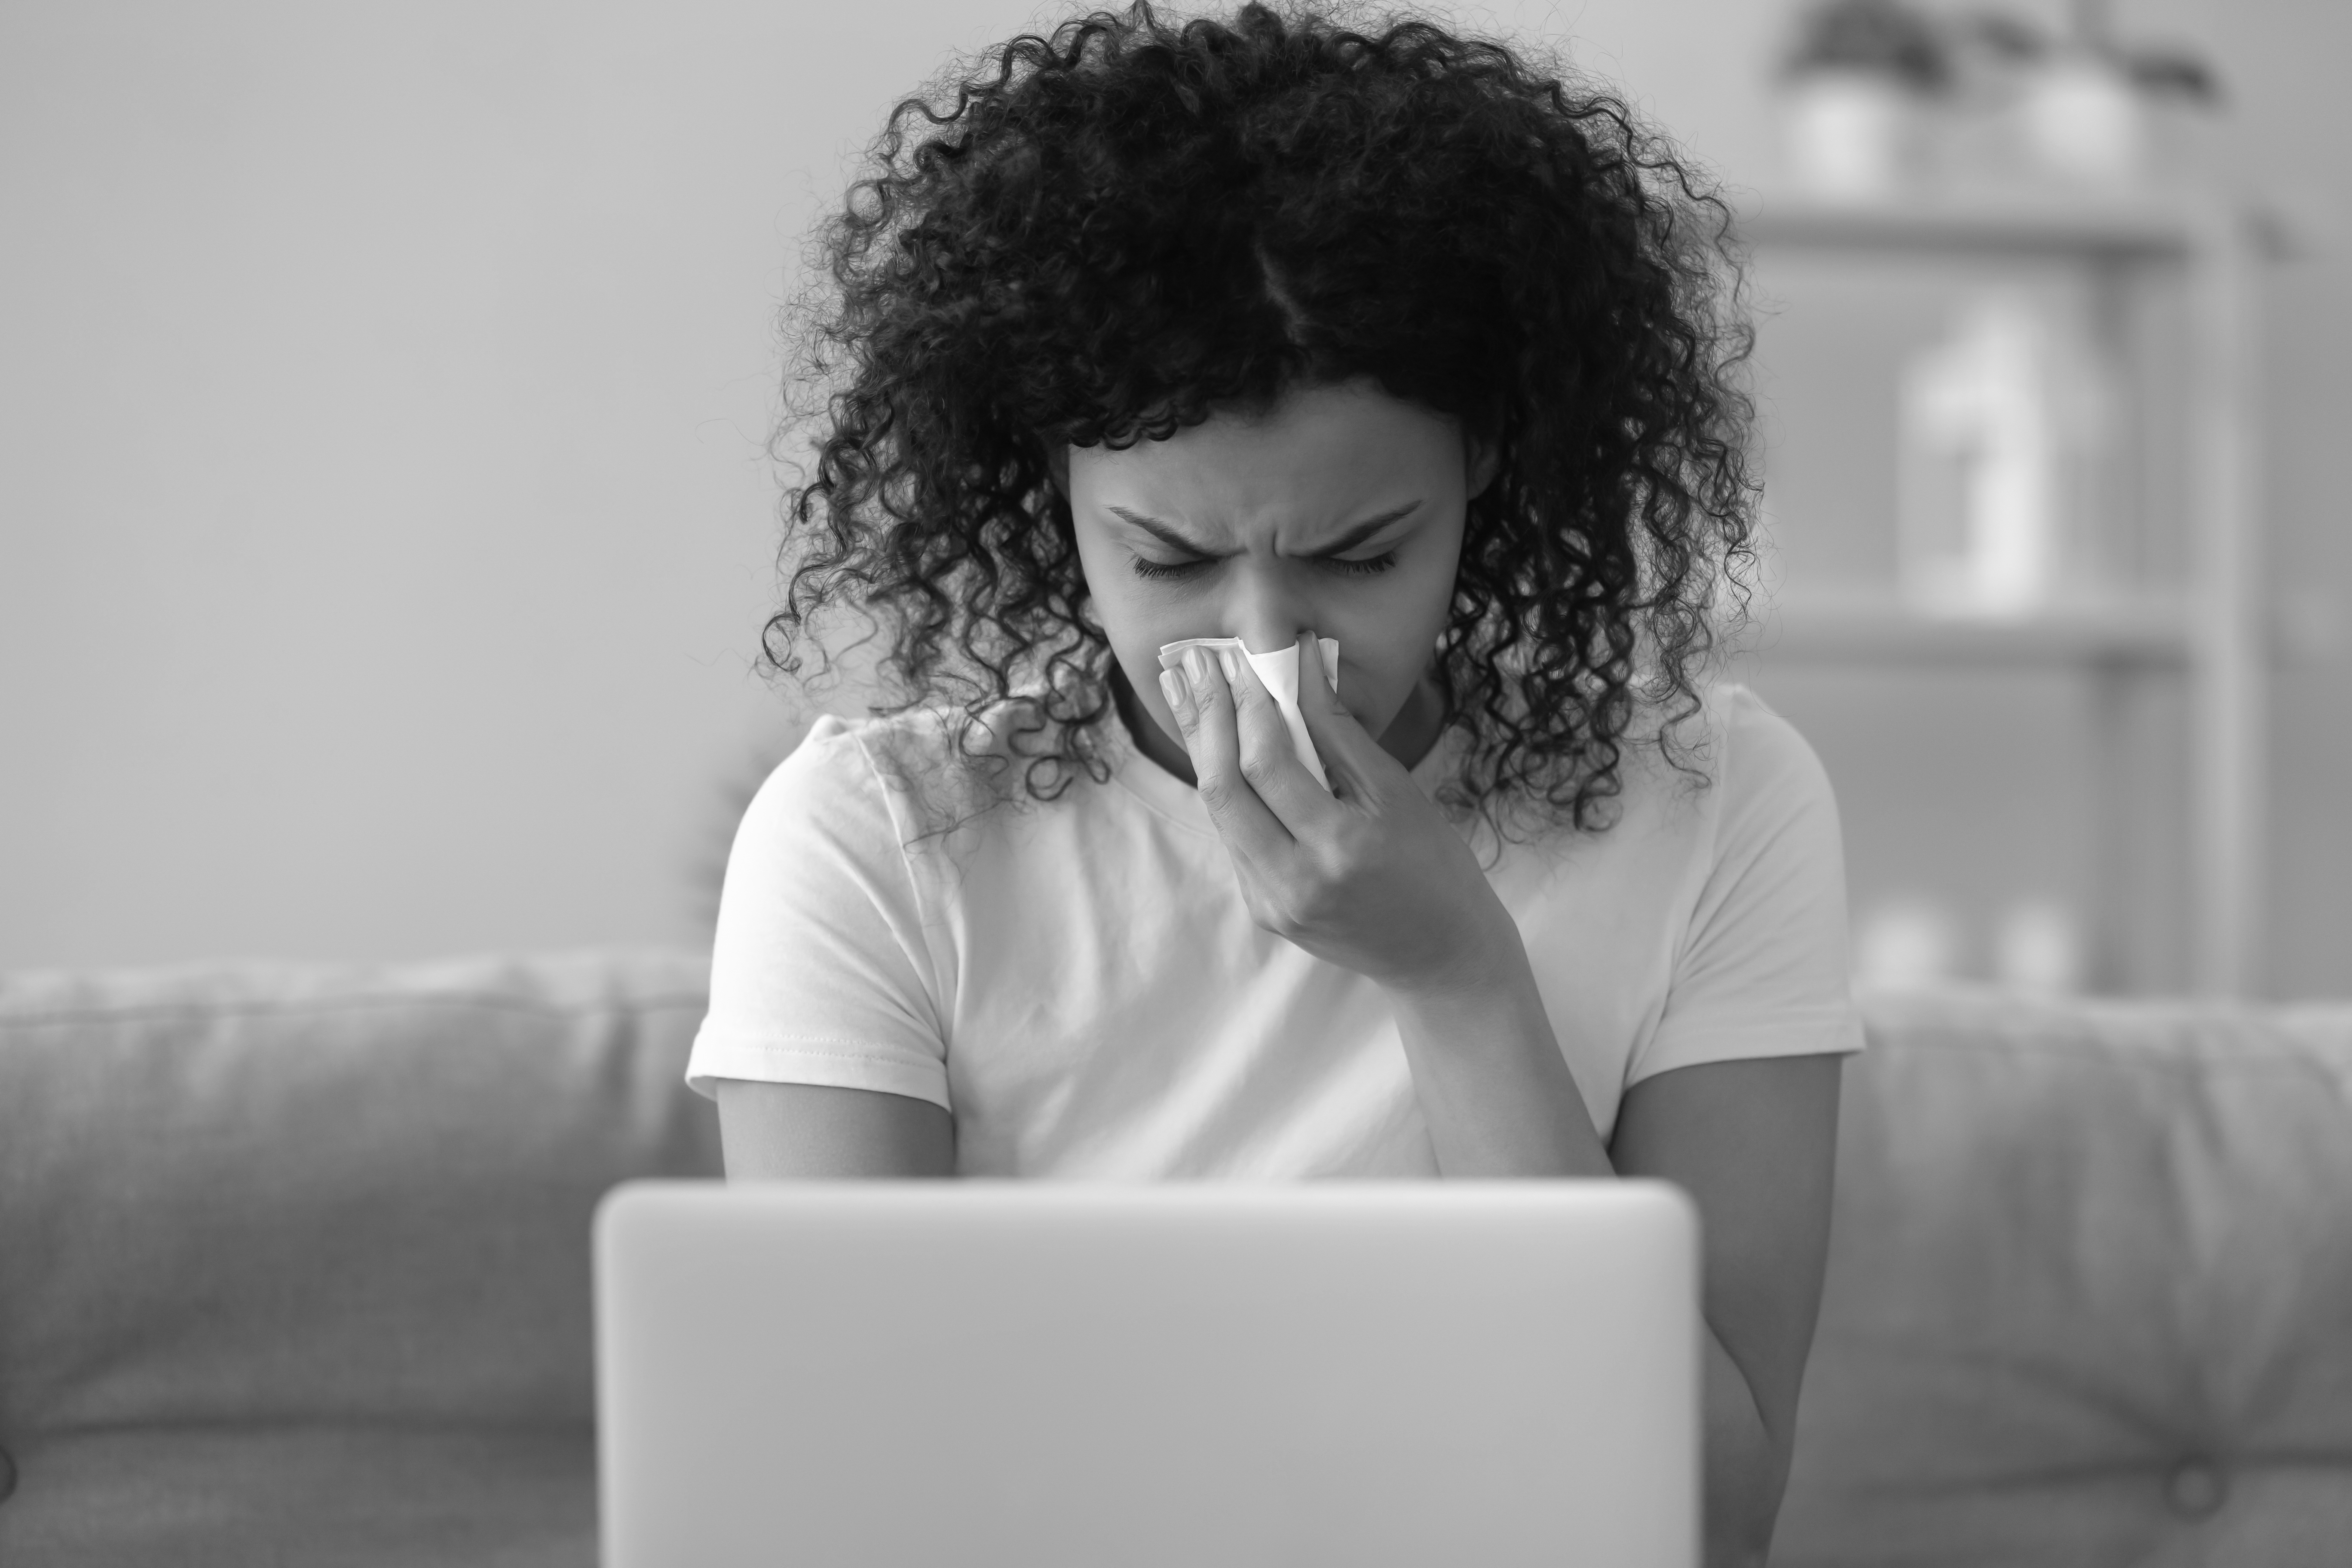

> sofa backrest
[0,950,720,1439]
[1776,988,2352,1567]
[0,949,722,1565]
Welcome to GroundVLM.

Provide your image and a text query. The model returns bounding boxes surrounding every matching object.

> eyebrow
[1105,500,1424,559]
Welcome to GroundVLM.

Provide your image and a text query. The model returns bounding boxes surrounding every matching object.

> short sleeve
[684,716,951,1110]
[1632,688,1866,1084]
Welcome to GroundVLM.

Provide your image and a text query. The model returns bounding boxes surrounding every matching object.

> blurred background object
[2004,0,2224,190]
[2016,26,2152,187]
[1895,289,2117,616]
[1990,895,2088,991]
[1779,0,1951,202]
[1736,0,2337,1002]
[1781,0,2228,197]
[1854,892,2089,993]
[1853,896,1966,989]
[2,0,2344,1001]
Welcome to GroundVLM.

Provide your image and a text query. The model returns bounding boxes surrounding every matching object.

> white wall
[0,1,1037,966]
[5,1,2344,993]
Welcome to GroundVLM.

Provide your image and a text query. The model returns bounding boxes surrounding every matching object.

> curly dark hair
[766,0,1756,836]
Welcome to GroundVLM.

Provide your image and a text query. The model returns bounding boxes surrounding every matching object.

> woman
[692,6,1861,1560]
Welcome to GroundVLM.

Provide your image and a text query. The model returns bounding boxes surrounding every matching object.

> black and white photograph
[3,2,2346,1564]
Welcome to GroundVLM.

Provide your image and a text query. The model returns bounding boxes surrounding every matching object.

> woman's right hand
[1161,630,1524,1002]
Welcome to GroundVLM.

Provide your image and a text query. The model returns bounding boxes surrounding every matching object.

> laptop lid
[594,1180,1698,1568]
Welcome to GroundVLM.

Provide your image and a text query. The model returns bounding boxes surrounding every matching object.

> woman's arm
[1612,1053,1842,1568]
[713,1080,955,1179]
[1392,968,1841,1568]
[1166,639,1844,1564]
[1384,950,1616,1178]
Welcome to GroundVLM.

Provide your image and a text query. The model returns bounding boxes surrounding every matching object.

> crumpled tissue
[1157,636,1340,788]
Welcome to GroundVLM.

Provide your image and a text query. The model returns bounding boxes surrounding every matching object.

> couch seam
[0,991,711,1031]
[10,1414,598,1439]
[1869,1032,2352,1070]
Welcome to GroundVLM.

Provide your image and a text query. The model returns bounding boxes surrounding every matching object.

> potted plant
[1941,2,2222,191]
[2013,0,2220,188]
[1778,0,1950,201]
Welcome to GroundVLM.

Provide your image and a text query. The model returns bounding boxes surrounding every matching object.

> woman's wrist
[1381,950,1550,1070]
[1382,945,1616,1179]
[1378,903,1535,1010]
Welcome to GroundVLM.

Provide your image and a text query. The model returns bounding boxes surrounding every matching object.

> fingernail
[1217,649,1240,685]
[1158,668,1187,713]
[1183,647,1210,687]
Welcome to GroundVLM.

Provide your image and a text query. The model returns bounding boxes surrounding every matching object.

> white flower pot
[1783,71,1923,202]
[2018,56,2147,187]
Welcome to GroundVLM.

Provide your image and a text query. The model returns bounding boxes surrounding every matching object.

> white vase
[2018,55,2147,188]
[1783,71,1922,203]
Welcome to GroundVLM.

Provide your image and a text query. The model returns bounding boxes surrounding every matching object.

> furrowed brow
[1305,501,1422,557]
[1106,506,1217,556]
[1106,501,1423,558]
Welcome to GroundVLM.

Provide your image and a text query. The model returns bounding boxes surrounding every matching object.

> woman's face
[1069,378,1491,766]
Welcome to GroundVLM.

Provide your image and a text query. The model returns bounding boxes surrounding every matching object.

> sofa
[0,951,2345,1566]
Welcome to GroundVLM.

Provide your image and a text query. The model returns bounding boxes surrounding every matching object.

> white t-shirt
[687,682,1863,1176]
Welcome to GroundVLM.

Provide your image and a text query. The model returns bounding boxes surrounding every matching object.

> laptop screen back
[595,1181,1698,1568]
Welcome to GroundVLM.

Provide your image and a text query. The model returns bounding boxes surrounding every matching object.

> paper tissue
[1158,637,1341,788]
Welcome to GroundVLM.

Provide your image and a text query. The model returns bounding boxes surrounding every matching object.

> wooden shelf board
[1733,193,2208,259]
[1730,594,2194,666]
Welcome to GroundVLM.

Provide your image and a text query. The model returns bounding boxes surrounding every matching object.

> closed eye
[1128,554,1212,582]
[1128,549,1400,582]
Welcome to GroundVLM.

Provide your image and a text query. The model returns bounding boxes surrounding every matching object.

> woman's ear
[1464,434,1500,501]
[1043,441,1071,499]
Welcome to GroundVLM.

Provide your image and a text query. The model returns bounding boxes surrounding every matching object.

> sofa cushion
[0,950,720,1568]
[1775,988,2352,1568]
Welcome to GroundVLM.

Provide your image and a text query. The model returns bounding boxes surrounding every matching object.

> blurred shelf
[1735,592,2194,667]
[1729,177,2272,994]
[1734,191,2214,260]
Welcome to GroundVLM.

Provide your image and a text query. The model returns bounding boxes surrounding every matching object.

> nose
[1226,572,1316,657]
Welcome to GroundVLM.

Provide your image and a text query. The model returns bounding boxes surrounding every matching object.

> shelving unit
[1754,590,2193,668]
[1733,191,2266,996]
[1739,191,2197,259]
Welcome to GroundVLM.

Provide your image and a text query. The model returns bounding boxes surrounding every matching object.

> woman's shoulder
[1554,681,1834,853]
[730,712,906,865]
[758,694,1100,845]
[1700,683,1837,824]
[778,705,945,781]
[1616,681,1843,905]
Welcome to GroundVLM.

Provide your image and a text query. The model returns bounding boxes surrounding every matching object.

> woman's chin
[1373,677,1444,771]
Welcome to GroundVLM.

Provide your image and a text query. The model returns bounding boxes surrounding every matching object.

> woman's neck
[1110,663,1446,787]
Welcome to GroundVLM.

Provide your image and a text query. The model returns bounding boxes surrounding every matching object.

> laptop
[594,1180,1699,1568]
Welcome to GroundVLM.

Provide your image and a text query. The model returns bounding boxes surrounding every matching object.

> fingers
[1289,629,1392,800]
[1161,645,1296,865]
[1223,646,1337,823]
